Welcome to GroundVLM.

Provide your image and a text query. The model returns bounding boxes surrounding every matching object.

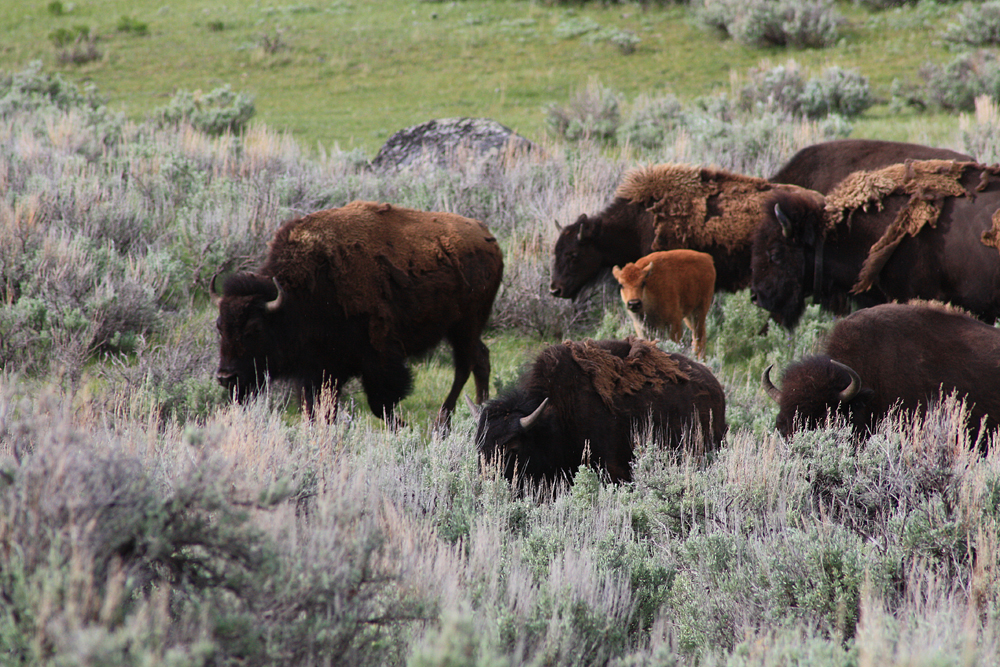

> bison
[549,141,971,301]
[768,139,972,194]
[612,250,716,360]
[750,160,1000,329]
[212,200,503,428]
[473,338,727,487]
[762,301,1000,443]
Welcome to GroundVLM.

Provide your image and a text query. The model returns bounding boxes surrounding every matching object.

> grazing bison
[550,164,808,299]
[474,338,727,487]
[768,139,972,194]
[212,200,503,428]
[762,302,1000,443]
[751,160,1000,329]
[612,250,716,360]
[549,142,972,301]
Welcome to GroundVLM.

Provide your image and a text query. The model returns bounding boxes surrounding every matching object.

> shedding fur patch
[564,337,688,410]
[982,208,1000,251]
[818,160,980,294]
[615,163,802,252]
[267,200,496,352]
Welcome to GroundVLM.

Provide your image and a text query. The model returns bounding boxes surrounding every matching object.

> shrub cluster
[155,84,256,135]
[696,0,841,49]
[943,1,1000,48]
[892,49,1000,113]
[737,60,873,119]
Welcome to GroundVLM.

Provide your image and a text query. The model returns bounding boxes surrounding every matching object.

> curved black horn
[519,397,549,431]
[265,277,285,312]
[774,203,793,239]
[554,218,563,232]
[831,360,862,402]
[209,270,223,307]
[762,364,782,403]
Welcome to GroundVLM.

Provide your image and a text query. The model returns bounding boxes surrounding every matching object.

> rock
[372,117,539,173]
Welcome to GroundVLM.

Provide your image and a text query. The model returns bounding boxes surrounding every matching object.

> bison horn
[209,270,223,307]
[519,397,549,431]
[464,394,481,422]
[774,203,793,239]
[832,360,862,402]
[554,218,563,232]
[761,365,782,403]
[265,277,285,312]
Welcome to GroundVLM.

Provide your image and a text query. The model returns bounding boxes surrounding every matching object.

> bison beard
[474,338,727,488]
[213,201,503,428]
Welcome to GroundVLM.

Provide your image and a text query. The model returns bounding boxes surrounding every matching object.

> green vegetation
[3,0,1000,662]
[0,0,982,153]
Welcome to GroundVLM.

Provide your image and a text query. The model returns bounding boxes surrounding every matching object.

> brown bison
[750,160,1000,329]
[762,302,1000,444]
[612,250,716,360]
[550,164,806,299]
[212,200,504,427]
[769,139,972,194]
[473,338,727,487]
[550,141,971,301]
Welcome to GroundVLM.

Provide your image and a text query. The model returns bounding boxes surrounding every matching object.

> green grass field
[0,0,970,153]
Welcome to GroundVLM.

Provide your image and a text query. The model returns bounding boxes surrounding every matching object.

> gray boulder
[372,117,538,172]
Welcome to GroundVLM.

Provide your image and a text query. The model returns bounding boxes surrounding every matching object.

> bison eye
[769,251,782,264]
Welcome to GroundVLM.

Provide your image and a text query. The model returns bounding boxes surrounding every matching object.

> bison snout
[216,369,237,387]
[550,284,563,297]
[627,299,643,312]
[750,289,758,305]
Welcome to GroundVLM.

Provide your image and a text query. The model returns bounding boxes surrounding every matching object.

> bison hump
[563,337,689,410]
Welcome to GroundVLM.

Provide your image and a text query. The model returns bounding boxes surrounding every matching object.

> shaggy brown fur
[563,337,689,411]
[615,164,807,253]
[266,200,497,352]
[982,209,1000,251]
[820,160,981,293]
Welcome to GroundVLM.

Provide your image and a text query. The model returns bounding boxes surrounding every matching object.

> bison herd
[213,139,1000,489]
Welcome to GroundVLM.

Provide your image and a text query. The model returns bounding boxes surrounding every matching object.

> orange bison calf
[612,250,715,360]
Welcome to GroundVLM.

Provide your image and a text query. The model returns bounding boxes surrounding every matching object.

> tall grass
[1,65,996,665]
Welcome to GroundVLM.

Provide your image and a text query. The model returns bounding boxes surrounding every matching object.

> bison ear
[578,215,599,241]
[774,203,794,239]
[640,262,654,278]
[612,266,623,281]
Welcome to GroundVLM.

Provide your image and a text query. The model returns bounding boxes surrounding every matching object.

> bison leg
[361,356,413,426]
[437,335,490,430]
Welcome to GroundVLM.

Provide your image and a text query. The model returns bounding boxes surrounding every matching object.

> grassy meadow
[4,0,1000,665]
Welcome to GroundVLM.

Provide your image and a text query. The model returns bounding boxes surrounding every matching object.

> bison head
[750,191,826,329]
[475,393,551,484]
[212,272,287,402]
[763,356,874,436]
[550,214,603,299]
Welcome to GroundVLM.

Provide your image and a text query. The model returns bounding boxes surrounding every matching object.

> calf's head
[612,261,652,316]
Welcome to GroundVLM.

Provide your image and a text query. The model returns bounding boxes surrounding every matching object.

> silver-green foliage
[696,0,841,49]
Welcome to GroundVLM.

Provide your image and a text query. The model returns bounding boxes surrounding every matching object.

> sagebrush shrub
[697,0,841,48]
[894,50,1000,112]
[155,84,256,135]
[943,1,1000,48]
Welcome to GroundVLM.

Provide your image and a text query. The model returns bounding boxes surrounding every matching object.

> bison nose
[750,289,758,304]
[550,284,562,298]
[627,299,642,312]
[216,369,237,387]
